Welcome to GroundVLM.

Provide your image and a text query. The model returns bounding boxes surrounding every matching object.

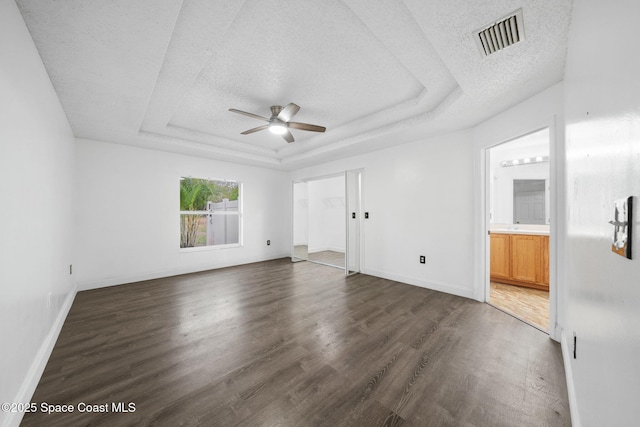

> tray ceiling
[16,0,573,170]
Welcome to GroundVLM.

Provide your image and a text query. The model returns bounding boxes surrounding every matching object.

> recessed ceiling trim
[164,124,277,156]
[474,9,525,57]
[138,130,281,165]
[16,0,573,170]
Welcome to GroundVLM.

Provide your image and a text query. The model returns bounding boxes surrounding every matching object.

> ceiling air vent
[474,9,525,57]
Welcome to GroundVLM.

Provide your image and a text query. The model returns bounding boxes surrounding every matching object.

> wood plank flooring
[21,259,570,426]
[489,282,550,332]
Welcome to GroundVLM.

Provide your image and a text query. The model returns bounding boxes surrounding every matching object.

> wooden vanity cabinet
[490,233,549,290]
[542,235,549,286]
[489,233,511,281]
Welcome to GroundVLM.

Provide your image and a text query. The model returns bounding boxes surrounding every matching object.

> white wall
[307,175,346,253]
[75,138,290,289]
[291,130,476,299]
[562,1,640,425]
[0,1,77,425]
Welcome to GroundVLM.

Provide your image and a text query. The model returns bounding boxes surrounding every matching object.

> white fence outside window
[206,199,239,246]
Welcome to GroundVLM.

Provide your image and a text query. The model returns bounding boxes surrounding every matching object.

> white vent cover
[474,9,525,57]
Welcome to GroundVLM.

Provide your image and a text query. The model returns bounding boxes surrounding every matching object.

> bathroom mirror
[489,129,550,226]
[513,179,546,224]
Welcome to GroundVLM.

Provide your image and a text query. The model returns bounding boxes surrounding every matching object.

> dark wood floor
[22,259,570,426]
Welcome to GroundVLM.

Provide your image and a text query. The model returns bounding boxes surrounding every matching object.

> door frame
[479,121,561,341]
[345,169,364,276]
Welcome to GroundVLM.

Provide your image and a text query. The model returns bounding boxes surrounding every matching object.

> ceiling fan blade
[229,108,269,122]
[240,124,269,135]
[277,103,300,122]
[281,129,295,143]
[287,122,326,133]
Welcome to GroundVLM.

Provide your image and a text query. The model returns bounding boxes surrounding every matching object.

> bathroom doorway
[486,128,551,332]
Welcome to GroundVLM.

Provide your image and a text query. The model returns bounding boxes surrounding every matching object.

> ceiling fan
[229,103,326,143]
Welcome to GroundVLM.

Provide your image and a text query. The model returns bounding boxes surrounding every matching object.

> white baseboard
[363,268,475,300]
[560,329,580,427]
[77,254,290,290]
[4,286,77,427]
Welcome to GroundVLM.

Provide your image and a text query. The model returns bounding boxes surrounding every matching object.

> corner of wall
[5,287,77,427]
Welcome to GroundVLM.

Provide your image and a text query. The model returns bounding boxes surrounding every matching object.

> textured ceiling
[16,0,573,170]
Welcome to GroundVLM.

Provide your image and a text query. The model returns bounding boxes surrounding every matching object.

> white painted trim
[178,242,243,253]
[345,168,364,275]
[77,254,289,290]
[291,179,298,260]
[363,268,475,300]
[481,145,491,303]
[4,286,77,427]
[547,117,560,342]
[358,169,366,273]
[560,329,581,427]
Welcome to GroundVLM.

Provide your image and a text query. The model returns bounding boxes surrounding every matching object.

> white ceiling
[16,0,573,170]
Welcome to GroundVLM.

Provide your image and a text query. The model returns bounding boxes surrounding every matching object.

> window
[179,177,241,249]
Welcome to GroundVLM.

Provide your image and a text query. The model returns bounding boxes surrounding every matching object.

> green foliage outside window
[180,177,238,211]
[180,177,239,248]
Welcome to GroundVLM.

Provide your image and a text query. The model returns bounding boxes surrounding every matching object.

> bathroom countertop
[489,224,550,236]
[489,229,549,236]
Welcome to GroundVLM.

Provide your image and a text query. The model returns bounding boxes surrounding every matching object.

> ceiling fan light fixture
[229,103,325,143]
[269,123,287,135]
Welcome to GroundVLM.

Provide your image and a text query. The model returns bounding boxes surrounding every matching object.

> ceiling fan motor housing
[270,105,283,117]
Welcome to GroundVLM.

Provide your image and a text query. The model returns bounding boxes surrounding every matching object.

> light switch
[610,196,633,259]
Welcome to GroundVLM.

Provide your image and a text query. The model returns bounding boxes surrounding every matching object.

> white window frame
[178,177,243,252]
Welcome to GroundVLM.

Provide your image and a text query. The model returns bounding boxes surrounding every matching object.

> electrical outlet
[420,255,426,264]
[364,212,369,219]
[70,264,73,275]
[267,240,271,246]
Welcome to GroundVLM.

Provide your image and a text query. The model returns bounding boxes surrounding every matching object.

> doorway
[486,128,551,332]
[292,175,346,269]
[292,170,362,274]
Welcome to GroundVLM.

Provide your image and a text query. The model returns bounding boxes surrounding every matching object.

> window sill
[179,243,243,253]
